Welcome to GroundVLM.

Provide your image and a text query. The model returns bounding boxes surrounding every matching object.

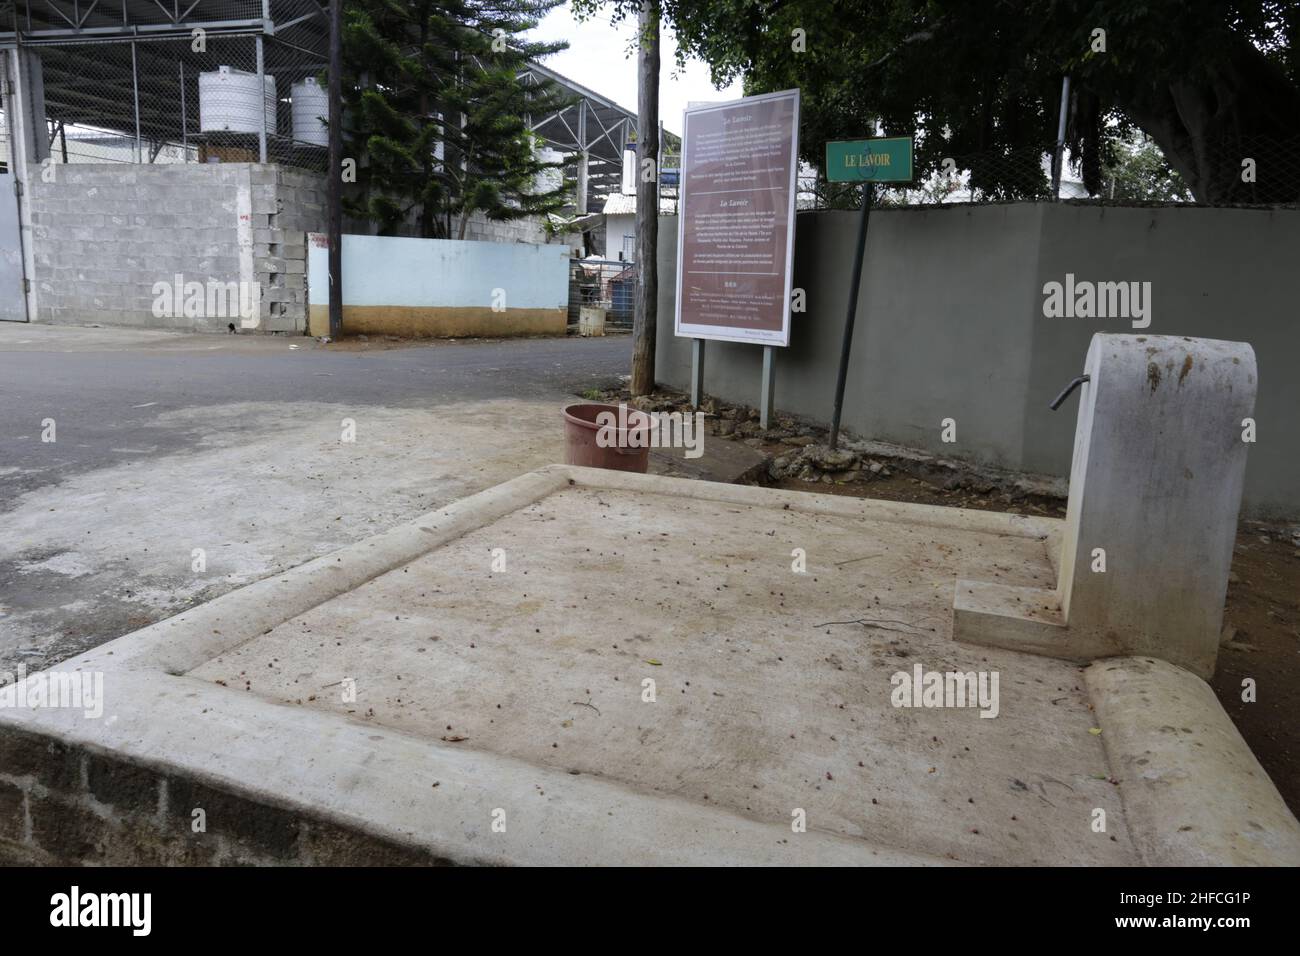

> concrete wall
[307,231,570,338]
[28,163,326,333]
[656,203,1300,518]
[605,213,637,261]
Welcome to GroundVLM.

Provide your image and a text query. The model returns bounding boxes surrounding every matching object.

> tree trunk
[631,0,660,397]
[1114,37,1300,204]
[326,0,343,338]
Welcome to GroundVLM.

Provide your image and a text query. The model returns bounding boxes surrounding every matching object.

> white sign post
[674,89,800,426]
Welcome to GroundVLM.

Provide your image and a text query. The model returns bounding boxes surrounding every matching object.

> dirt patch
[1212,530,1300,818]
[771,471,1067,516]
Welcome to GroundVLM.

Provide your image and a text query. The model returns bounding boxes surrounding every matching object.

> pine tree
[341,0,573,239]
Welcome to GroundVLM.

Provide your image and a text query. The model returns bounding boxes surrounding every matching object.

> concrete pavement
[0,323,630,678]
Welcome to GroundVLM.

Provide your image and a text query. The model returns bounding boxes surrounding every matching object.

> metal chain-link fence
[568,257,636,331]
[798,136,1300,210]
[9,0,1297,207]
[17,0,328,172]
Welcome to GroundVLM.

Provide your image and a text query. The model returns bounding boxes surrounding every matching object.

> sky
[526,3,744,137]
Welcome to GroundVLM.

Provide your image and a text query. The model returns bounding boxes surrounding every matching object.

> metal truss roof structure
[521,59,680,211]
[0,1,672,209]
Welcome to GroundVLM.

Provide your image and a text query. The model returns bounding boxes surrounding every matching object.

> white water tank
[199,65,276,134]
[291,77,329,146]
[621,141,636,195]
[534,145,566,195]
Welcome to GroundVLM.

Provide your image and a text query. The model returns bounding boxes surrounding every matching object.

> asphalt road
[0,327,631,498]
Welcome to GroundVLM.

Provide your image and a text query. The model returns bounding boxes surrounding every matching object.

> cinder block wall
[261,167,326,331]
[28,163,326,333]
[0,724,446,865]
[463,208,551,244]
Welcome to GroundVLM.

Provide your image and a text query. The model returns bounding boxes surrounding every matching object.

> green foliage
[661,0,1299,203]
[1100,133,1194,202]
[340,0,577,238]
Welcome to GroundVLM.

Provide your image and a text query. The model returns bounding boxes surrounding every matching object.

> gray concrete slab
[1087,656,1300,866]
[3,466,1293,865]
[186,478,1129,865]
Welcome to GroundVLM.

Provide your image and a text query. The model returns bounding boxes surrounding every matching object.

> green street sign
[825,136,914,183]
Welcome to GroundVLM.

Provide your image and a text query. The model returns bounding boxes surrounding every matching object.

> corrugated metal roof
[601,193,677,215]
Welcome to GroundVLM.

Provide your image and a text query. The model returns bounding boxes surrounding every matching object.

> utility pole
[1051,74,1070,201]
[327,0,343,338]
[631,0,660,396]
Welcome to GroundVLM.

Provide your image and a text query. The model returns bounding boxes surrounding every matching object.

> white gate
[0,163,27,322]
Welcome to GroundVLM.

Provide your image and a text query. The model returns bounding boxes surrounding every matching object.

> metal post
[690,338,705,408]
[255,35,268,163]
[828,181,873,450]
[658,118,664,185]
[130,41,141,163]
[576,101,588,215]
[5,47,35,321]
[178,61,187,151]
[1051,74,1070,200]
[760,345,775,430]
[577,151,589,216]
[327,0,343,338]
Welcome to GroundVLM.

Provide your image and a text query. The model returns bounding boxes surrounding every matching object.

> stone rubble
[592,384,1068,504]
